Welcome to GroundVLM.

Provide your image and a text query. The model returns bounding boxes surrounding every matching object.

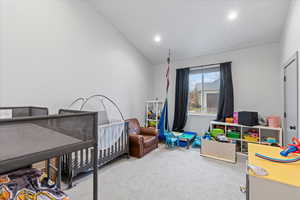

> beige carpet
[66,145,246,200]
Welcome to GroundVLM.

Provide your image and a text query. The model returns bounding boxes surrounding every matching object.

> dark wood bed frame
[58,109,129,187]
[0,106,99,200]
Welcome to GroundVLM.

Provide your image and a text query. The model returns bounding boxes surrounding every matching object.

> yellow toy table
[247,143,300,200]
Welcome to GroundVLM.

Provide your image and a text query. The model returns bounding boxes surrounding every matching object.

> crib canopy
[80,94,124,125]
[68,97,86,110]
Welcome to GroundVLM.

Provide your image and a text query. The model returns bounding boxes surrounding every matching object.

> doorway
[283,52,299,145]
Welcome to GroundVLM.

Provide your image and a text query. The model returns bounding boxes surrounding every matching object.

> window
[188,66,220,115]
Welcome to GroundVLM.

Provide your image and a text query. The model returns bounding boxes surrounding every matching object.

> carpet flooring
[67,145,246,200]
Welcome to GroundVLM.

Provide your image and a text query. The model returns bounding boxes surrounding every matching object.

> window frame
[188,65,220,116]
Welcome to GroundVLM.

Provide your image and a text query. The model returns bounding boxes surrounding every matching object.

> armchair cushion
[140,127,158,136]
[143,135,157,148]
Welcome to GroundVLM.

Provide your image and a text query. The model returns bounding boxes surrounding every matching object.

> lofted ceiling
[89,0,291,64]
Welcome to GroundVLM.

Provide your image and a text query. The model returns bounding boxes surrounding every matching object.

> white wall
[281,0,300,139]
[153,43,281,133]
[281,0,300,63]
[0,0,152,122]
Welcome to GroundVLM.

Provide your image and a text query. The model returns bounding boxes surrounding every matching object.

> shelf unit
[145,100,163,129]
[210,121,283,155]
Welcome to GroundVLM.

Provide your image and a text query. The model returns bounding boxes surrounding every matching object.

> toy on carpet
[280,137,300,157]
[255,137,300,163]
[178,132,197,147]
[164,131,179,148]
[192,136,201,148]
[202,132,212,140]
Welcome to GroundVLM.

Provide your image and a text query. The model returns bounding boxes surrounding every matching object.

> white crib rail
[98,121,125,150]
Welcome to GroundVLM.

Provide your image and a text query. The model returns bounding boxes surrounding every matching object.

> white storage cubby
[145,100,163,129]
[210,121,283,155]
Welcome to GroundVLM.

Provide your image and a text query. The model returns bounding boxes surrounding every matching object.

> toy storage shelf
[146,100,163,129]
[210,121,283,155]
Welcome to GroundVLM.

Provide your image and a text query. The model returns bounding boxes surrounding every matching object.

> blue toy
[202,132,212,141]
[178,131,197,147]
[192,136,201,148]
[280,145,298,157]
[164,132,179,148]
[280,137,300,157]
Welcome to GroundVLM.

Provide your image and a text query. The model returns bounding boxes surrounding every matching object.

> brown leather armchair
[126,118,158,158]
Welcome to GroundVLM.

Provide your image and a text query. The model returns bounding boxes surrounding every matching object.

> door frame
[283,51,299,144]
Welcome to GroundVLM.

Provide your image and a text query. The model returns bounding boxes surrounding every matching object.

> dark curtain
[216,62,234,121]
[172,68,190,132]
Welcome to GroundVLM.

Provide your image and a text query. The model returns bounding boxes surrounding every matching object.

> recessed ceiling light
[154,35,161,43]
[227,11,238,21]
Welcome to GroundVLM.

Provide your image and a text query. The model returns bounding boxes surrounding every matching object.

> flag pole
[158,49,172,140]
[165,49,171,131]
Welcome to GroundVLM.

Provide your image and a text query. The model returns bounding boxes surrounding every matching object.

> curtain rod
[188,61,232,70]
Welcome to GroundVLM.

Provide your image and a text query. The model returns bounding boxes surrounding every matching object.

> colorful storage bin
[211,128,225,138]
[244,135,259,142]
[227,131,241,139]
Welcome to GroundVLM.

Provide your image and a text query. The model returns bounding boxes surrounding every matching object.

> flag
[166,50,170,93]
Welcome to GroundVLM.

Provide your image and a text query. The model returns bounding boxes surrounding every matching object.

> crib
[61,95,129,186]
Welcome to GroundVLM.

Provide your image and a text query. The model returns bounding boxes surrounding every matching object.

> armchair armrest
[129,134,144,145]
[129,134,144,158]
[140,127,158,136]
